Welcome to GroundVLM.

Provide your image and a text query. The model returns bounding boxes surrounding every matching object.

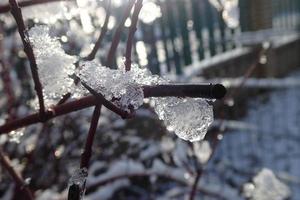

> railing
[127,0,300,76]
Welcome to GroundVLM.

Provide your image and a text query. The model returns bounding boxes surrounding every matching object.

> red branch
[125,0,143,71]
[106,0,136,67]
[84,0,111,61]
[0,84,226,134]
[80,104,102,169]
[9,0,46,118]
[0,148,33,200]
[0,0,73,13]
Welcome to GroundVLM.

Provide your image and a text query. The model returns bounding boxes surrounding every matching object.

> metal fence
[128,0,300,75]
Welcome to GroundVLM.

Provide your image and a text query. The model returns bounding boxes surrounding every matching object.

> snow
[193,140,212,164]
[7,128,24,144]
[86,179,130,200]
[69,168,88,187]
[28,25,76,107]
[139,2,162,24]
[243,168,291,200]
[87,159,145,186]
[76,61,145,112]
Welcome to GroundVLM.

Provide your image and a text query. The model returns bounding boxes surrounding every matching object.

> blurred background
[0,0,300,199]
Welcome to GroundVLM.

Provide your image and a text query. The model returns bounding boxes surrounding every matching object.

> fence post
[176,0,192,66]
[191,0,205,60]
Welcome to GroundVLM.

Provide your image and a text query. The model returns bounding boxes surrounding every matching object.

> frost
[8,128,25,143]
[243,168,291,200]
[153,97,213,142]
[28,26,76,107]
[69,168,88,187]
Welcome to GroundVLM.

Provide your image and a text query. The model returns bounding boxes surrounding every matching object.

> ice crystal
[153,97,213,142]
[139,2,162,24]
[8,128,25,144]
[69,168,88,187]
[77,60,213,141]
[28,26,76,107]
[76,61,155,111]
[243,168,291,200]
[193,140,212,164]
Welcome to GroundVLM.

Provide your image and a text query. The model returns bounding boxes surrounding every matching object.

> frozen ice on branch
[77,61,214,142]
[28,25,76,107]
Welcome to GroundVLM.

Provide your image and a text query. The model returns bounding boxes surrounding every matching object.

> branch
[0,0,73,13]
[80,104,102,169]
[0,84,226,134]
[189,169,202,200]
[9,0,46,119]
[0,148,33,200]
[106,0,136,67]
[83,0,111,61]
[125,0,143,71]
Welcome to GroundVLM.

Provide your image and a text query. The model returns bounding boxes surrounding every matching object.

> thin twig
[106,0,136,67]
[0,148,33,200]
[0,83,226,134]
[84,0,111,61]
[189,169,202,200]
[80,104,102,169]
[0,0,74,13]
[125,0,143,71]
[9,0,46,119]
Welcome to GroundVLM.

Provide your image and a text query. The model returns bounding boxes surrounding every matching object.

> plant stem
[0,148,33,200]
[106,0,136,67]
[0,83,226,134]
[125,0,143,71]
[9,0,46,119]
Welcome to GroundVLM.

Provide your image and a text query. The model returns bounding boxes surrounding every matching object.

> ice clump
[69,168,88,199]
[193,140,212,164]
[77,61,213,142]
[243,168,291,200]
[153,97,213,142]
[28,26,76,107]
[76,61,159,111]
[8,128,25,144]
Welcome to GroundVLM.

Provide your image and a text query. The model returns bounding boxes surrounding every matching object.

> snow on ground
[206,70,300,199]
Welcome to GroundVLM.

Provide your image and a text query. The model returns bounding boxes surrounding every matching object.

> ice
[193,140,212,164]
[28,25,76,107]
[69,168,88,199]
[8,128,25,144]
[139,2,162,24]
[153,97,213,142]
[69,168,88,187]
[243,168,291,200]
[77,60,213,141]
[76,61,160,112]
